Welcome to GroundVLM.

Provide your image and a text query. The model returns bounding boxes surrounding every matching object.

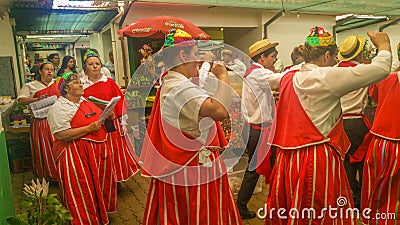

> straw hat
[248,39,279,58]
[338,35,366,61]
[222,49,233,55]
[397,42,400,57]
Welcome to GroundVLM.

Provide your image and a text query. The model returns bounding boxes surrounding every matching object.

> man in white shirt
[222,49,246,76]
[237,39,283,219]
[338,35,370,209]
[105,50,115,81]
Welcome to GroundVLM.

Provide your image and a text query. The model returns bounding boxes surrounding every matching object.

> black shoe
[239,210,256,219]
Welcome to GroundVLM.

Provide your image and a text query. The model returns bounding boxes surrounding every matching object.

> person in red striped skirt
[47,73,117,225]
[140,29,242,225]
[81,50,140,183]
[361,43,400,225]
[266,27,392,224]
[17,62,60,180]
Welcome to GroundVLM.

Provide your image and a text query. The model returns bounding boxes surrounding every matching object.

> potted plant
[7,178,72,225]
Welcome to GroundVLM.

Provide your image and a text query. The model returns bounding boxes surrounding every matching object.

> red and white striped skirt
[30,118,58,180]
[362,135,400,225]
[107,119,140,182]
[57,139,117,225]
[142,154,242,225]
[265,144,356,225]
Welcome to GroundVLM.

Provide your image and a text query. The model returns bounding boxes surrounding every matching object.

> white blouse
[17,80,55,99]
[160,71,209,142]
[47,96,86,134]
[294,50,392,136]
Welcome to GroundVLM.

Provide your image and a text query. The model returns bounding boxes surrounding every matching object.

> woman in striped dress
[17,62,59,180]
[266,27,392,224]
[362,69,400,225]
[81,50,140,182]
[47,73,117,225]
[140,29,242,225]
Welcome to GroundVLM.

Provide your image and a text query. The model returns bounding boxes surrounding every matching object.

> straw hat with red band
[338,35,366,61]
[397,42,400,57]
[248,39,279,58]
[222,49,233,55]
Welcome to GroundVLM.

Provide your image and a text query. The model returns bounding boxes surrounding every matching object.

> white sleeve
[322,50,392,97]
[198,62,211,88]
[17,84,32,99]
[101,67,112,78]
[248,68,283,91]
[47,101,75,134]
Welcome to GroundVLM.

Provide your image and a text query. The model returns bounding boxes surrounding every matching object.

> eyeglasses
[68,80,83,85]
[84,111,97,118]
[74,103,97,118]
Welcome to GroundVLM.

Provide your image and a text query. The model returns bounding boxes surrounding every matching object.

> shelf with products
[1,102,33,174]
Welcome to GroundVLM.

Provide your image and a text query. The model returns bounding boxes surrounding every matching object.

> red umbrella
[118,16,210,40]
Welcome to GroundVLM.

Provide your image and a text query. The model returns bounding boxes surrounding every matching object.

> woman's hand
[108,111,116,120]
[120,124,127,136]
[37,94,47,101]
[88,121,103,132]
[210,61,228,80]
[54,120,104,141]
[367,31,391,52]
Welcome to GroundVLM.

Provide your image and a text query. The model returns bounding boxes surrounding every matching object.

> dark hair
[84,55,103,71]
[47,53,59,62]
[83,48,101,66]
[291,45,307,65]
[304,43,337,62]
[60,73,80,96]
[251,47,278,62]
[35,62,54,81]
[57,56,77,76]
[157,45,195,69]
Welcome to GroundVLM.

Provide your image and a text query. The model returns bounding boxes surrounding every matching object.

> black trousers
[343,118,369,209]
[236,124,275,211]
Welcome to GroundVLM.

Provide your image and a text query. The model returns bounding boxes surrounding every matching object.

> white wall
[126,2,260,28]
[336,22,399,61]
[0,10,21,92]
[101,30,113,63]
[123,2,337,67]
[267,13,335,66]
[381,23,400,57]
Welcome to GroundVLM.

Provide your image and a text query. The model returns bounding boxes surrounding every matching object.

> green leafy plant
[7,178,72,225]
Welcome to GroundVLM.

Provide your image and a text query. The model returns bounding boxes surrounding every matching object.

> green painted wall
[0,131,15,224]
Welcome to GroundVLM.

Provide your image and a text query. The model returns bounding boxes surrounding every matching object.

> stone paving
[11,172,266,225]
[11,172,363,225]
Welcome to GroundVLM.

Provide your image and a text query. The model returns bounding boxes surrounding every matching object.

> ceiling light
[38,37,55,40]
[355,15,388,20]
[52,0,109,9]
[26,34,87,39]
[336,14,387,21]
[336,14,353,21]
